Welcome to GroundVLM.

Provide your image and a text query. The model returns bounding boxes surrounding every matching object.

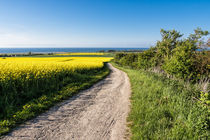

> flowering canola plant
[55,52,105,56]
[0,57,112,118]
[0,57,111,83]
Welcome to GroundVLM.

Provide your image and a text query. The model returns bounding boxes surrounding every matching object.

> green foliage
[200,92,210,105]
[189,27,209,48]
[114,53,128,63]
[207,38,210,47]
[113,63,209,139]
[114,28,210,82]
[194,52,210,78]
[137,47,156,69]
[119,53,138,68]
[114,53,139,68]
[162,40,197,80]
[157,29,183,58]
[112,28,210,139]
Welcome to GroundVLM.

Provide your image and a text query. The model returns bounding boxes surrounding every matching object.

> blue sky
[0,0,209,48]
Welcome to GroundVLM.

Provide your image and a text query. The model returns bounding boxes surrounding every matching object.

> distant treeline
[0,52,54,57]
[98,49,145,53]
[114,28,210,83]
[0,49,145,57]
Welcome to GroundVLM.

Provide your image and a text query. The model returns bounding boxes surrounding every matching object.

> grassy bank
[113,63,209,139]
[0,63,110,136]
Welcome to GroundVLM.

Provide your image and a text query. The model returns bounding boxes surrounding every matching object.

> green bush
[119,53,138,68]
[162,40,197,80]
[114,53,138,68]
[137,48,156,69]
[114,28,209,82]
[114,53,128,63]
[194,52,210,78]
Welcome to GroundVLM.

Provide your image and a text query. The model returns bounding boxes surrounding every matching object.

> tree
[152,29,183,67]
[189,27,209,49]
[162,28,209,81]
[207,38,210,47]
[28,51,32,56]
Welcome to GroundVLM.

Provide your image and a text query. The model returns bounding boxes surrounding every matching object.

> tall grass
[113,64,209,139]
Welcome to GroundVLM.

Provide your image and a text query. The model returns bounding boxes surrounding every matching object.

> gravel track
[2,64,131,140]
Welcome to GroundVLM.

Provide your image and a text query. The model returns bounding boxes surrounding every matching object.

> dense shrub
[194,52,210,78]
[162,40,197,80]
[114,53,138,68]
[114,53,128,63]
[137,48,156,69]
[114,28,209,82]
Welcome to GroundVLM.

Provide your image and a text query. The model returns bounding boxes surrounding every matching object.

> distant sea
[0,48,149,54]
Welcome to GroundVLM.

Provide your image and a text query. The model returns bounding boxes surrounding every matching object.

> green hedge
[114,28,210,82]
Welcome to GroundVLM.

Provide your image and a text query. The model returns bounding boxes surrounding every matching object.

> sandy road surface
[2,64,131,140]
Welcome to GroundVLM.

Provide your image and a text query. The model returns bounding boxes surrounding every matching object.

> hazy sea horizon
[0,47,149,54]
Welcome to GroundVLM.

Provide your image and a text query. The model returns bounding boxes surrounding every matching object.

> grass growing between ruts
[113,63,209,139]
[0,64,110,136]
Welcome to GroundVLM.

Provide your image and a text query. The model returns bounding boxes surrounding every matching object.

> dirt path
[2,64,131,140]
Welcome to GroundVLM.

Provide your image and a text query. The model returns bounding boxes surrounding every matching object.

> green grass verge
[112,63,209,140]
[0,63,110,136]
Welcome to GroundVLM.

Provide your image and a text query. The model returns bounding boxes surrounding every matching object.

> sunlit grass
[113,63,209,139]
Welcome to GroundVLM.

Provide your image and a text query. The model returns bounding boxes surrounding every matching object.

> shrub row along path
[3,64,131,140]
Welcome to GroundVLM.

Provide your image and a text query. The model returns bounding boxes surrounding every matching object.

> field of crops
[55,52,105,56]
[0,57,111,134]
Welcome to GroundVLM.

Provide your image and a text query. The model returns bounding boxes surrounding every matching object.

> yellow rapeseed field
[55,52,105,56]
[0,57,112,134]
[0,57,112,97]
[0,56,112,111]
[0,57,112,83]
